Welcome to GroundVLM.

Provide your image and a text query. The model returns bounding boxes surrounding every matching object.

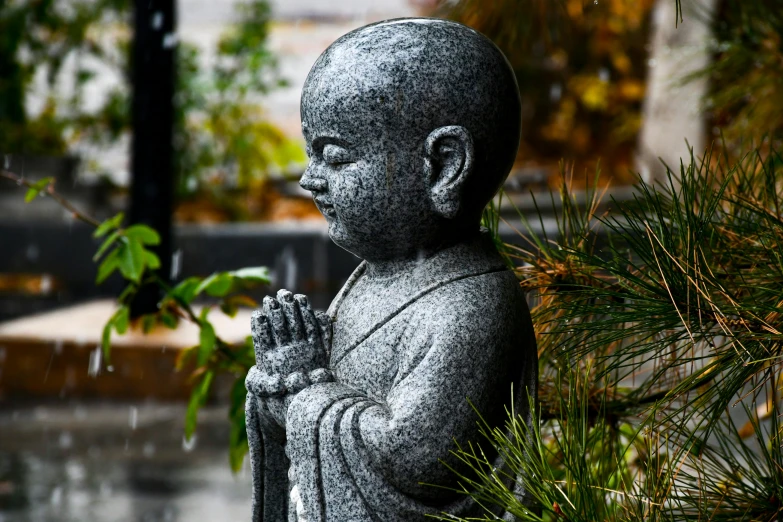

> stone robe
[247,232,537,521]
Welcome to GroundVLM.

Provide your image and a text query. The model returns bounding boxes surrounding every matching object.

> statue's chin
[326,221,362,259]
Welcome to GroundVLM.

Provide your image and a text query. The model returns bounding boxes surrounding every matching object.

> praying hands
[245,289,333,428]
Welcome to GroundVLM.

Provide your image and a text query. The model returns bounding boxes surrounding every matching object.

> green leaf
[117,240,145,283]
[96,249,120,284]
[176,345,199,371]
[198,321,216,366]
[144,250,161,270]
[220,295,257,318]
[113,305,130,335]
[185,370,214,440]
[196,272,234,297]
[118,284,137,304]
[101,320,113,361]
[24,177,53,203]
[141,314,156,334]
[160,311,178,329]
[220,300,238,318]
[170,277,201,304]
[230,267,271,283]
[93,212,124,238]
[229,377,249,473]
[124,224,161,246]
[93,230,120,261]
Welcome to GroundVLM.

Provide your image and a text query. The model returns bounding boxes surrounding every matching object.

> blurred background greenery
[3,0,782,210]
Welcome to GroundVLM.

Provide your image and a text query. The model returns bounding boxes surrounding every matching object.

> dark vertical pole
[129,0,176,317]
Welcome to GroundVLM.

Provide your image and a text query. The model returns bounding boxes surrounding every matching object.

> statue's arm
[288,303,521,499]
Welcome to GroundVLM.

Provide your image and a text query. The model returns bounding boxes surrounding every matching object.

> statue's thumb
[315,311,332,356]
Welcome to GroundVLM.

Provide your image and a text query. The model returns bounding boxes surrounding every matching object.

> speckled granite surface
[245,17,537,521]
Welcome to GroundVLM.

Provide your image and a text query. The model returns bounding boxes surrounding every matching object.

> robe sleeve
[285,291,524,522]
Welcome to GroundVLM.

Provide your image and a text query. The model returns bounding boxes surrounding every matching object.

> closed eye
[322,144,355,167]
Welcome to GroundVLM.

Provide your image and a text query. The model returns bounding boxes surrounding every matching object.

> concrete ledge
[0,300,252,401]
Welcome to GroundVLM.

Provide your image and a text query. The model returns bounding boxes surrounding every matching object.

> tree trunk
[635,0,717,186]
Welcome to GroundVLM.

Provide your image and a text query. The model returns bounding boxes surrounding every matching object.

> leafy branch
[1,166,265,471]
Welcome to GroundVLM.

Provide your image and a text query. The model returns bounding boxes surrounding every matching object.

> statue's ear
[424,125,474,220]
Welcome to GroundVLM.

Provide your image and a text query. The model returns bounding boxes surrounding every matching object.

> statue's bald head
[302,18,521,221]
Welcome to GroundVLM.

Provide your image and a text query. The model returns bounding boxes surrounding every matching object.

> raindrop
[99,481,112,497]
[3,154,9,170]
[40,274,52,294]
[65,460,86,482]
[25,244,39,261]
[106,365,114,372]
[143,442,156,457]
[74,406,87,420]
[549,83,562,102]
[34,407,48,420]
[53,340,63,354]
[170,249,182,280]
[280,247,298,290]
[648,58,657,68]
[162,506,175,522]
[151,11,163,30]
[50,486,63,506]
[182,434,197,452]
[162,32,178,49]
[88,347,101,377]
[594,0,598,4]
[70,490,90,508]
[129,406,138,430]
[59,431,73,449]
[598,67,610,83]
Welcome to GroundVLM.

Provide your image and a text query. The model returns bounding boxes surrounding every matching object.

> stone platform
[0,300,253,402]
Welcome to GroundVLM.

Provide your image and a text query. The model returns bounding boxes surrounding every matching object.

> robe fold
[248,232,537,521]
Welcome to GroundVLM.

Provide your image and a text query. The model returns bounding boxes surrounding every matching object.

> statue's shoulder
[419,266,529,328]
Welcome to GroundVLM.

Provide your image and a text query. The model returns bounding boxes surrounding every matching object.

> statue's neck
[363,227,481,280]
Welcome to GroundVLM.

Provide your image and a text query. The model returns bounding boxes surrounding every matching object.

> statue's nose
[300,167,328,193]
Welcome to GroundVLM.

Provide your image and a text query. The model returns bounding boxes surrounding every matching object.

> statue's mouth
[315,197,337,217]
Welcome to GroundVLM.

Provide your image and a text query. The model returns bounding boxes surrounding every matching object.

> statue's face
[299,62,437,262]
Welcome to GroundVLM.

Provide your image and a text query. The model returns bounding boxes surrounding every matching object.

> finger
[284,371,309,394]
[277,289,304,341]
[296,294,321,347]
[264,296,288,346]
[245,365,263,396]
[316,311,332,354]
[245,366,285,397]
[308,368,334,384]
[250,310,273,362]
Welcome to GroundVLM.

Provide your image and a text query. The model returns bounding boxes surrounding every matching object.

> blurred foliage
[436,0,655,187]
[694,0,783,159]
[3,169,266,471]
[0,0,130,155]
[0,0,304,219]
[171,0,306,206]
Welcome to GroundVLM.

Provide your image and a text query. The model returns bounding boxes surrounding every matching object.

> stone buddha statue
[245,17,538,522]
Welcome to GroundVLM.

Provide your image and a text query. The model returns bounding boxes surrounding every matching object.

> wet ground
[0,402,252,522]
